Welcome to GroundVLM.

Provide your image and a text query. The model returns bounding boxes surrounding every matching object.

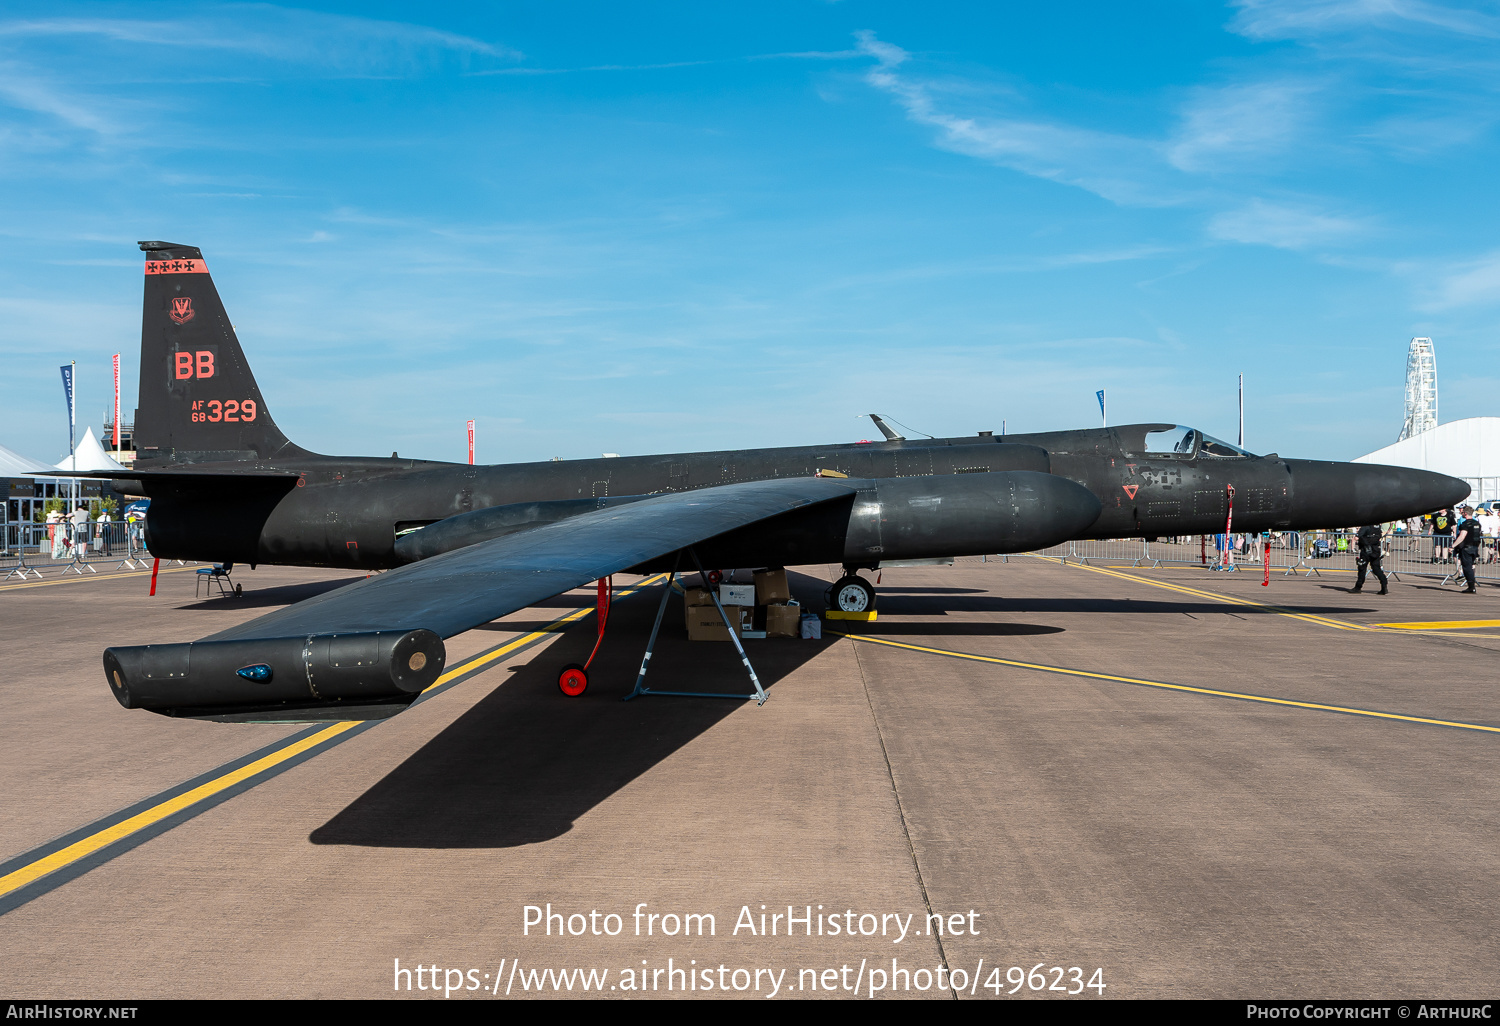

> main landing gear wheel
[828,575,876,613]
[558,663,588,697]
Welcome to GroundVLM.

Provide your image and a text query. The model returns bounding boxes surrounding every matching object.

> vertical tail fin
[133,241,309,466]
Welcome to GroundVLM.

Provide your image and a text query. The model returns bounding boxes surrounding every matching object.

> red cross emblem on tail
[169,297,195,325]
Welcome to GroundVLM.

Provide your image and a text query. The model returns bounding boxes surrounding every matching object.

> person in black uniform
[1452,504,1483,594]
[1351,523,1388,595]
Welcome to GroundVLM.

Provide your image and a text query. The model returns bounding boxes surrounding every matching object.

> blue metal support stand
[624,547,768,705]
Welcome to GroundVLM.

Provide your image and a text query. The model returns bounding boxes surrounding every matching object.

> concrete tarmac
[1,556,1497,999]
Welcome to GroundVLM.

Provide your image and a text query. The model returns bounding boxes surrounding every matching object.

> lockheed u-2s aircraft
[97,241,1468,723]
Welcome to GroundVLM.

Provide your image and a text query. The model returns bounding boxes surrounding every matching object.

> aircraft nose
[1283,459,1471,528]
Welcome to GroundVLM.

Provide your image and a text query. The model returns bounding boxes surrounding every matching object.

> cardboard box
[765,603,800,638]
[754,568,790,605]
[719,583,756,606]
[685,587,716,607]
[686,604,750,642]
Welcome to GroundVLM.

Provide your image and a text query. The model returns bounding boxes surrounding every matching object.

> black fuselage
[131,422,1467,570]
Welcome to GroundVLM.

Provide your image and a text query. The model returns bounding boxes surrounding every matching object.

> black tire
[829,575,876,613]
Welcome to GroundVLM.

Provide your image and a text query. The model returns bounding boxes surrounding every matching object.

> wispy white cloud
[852,30,1415,256]
[1208,198,1367,248]
[0,64,120,134]
[1167,79,1323,172]
[0,5,518,73]
[1426,250,1500,307]
[855,31,1185,206]
[1230,0,1500,40]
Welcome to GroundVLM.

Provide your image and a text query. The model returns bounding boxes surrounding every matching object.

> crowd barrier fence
[1014,532,1498,585]
[0,521,189,581]
[4,519,1494,589]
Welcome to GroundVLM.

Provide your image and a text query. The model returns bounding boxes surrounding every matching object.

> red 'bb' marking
[174,352,193,380]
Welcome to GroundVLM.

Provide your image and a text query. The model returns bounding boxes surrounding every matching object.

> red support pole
[1262,532,1271,587]
[1224,485,1235,570]
[149,557,160,596]
[583,576,613,671]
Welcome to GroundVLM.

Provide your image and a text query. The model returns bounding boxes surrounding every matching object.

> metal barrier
[1,520,161,580]
[1017,532,1499,586]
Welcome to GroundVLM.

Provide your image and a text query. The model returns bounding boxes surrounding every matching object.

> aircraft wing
[204,476,858,643]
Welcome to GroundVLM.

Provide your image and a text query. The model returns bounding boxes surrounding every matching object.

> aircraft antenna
[1398,337,1438,441]
[863,413,933,441]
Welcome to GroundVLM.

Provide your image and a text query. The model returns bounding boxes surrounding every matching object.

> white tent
[1354,416,1500,503]
[53,426,128,474]
[0,442,54,477]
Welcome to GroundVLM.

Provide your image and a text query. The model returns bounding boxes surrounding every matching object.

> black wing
[103,477,856,720]
[206,476,855,641]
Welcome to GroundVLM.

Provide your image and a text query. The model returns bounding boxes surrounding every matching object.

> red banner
[467,420,475,465]
[112,353,120,451]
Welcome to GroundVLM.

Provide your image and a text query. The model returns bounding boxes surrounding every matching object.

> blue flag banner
[1096,389,1106,425]
[60,364,75,456]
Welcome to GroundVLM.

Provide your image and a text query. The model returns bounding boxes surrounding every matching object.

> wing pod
[842,471,1102,562]
[102,629,445,721]
[678,470,1101,571]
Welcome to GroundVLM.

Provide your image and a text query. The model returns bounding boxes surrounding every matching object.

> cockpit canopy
[1142,425,1254,459]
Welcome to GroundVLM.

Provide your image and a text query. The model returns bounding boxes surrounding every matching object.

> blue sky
[1,0,1497,465]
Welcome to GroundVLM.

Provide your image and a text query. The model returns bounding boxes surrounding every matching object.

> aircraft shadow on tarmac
[177,577,359,611]
[865,586,987,594]
[870,595,1355,617]
[845,621,1064,637]
[309,580,840,850]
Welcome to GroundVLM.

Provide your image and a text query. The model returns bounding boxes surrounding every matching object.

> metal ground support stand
[624,548,768,705]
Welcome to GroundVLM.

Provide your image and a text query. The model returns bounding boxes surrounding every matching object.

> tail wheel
[558,663,588,697]
[830,575,876,612]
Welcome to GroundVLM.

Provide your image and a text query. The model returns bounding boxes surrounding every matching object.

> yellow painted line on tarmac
[1372,619,1500,631]
[0,720,362,901]
[0,574,667,909]
[1050,561,1500,642]
[832,631,1500,736]
[1027,556,1500,639]
[1058,558,1369,631]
